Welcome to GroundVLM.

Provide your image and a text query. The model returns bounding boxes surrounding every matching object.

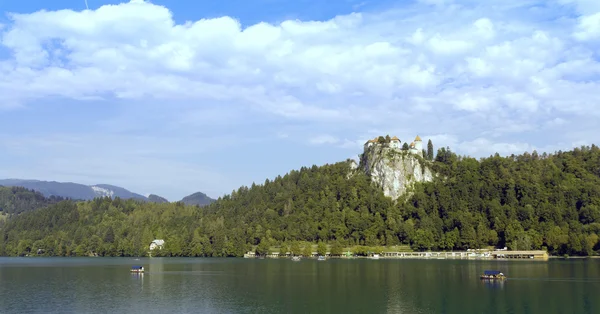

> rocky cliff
[357,144,434,201]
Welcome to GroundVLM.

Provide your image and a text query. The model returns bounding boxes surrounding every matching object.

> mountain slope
[180,192,215,206]
[148,194,169,203]
[0,180,95,200]
[92,184,147,200]
[2,145,600,257]
[0,179,147,201]
[0,186,63,215]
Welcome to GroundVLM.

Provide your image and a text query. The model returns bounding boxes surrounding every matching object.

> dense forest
[0,186,65,215]
[1,145,600,257]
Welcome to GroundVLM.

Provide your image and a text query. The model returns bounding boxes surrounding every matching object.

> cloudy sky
[0,0,599,200]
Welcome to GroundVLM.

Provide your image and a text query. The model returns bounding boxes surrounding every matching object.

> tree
[402,142,409,150]
[302,244,312,257]
[330,241,343,256]
[256,240,270,256]
[317,241,327,256]
[427,139,434,160]
[412,229,434,251]
[442,228,460,250]
[290,242,301,256]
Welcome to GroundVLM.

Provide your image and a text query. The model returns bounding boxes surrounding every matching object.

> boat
[480,270,506,280]
[130,266,144,273]
[291,256,301,262]
[369,254,380,260]
[317,255,326,261]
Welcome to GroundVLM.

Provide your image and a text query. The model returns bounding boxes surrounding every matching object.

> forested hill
[180,192,215,206]
[2,145,600,257]
[0,186,65,215]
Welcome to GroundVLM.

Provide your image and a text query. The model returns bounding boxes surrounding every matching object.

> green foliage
[427,140,434,161]
[402,142,409,150]
[256,240,270,256]
[2,145,600,257]
[330,241,343,255]
[302,244,312,257]
[317,241,327,256]
[290,242,301,256]
[0,186,63,215]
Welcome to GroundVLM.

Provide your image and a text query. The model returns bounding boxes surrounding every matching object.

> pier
[491,250,549,260]
[381,251,477,259]
[245,249,550,260]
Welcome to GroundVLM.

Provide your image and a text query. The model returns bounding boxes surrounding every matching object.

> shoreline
[4,253,600,260]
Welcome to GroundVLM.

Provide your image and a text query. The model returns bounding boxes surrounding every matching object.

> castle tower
[364,138,377,149]
[414,135,423,151]
[409,135,422,155]
[390,136,400,149]
[409,142,417,154]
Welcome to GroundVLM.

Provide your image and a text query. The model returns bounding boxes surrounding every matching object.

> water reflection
[480,279,505,290]
[0,258,599,314]
[131,272,144,281]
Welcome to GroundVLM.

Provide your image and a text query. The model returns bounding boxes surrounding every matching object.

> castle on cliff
[364,135,423,155]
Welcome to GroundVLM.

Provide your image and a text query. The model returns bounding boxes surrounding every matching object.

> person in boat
[481,270,505,279]
[131,266,144,272]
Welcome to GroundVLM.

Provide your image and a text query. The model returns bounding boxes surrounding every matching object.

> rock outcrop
[357,142,434,201]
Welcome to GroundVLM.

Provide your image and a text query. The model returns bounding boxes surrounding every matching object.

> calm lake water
[0,257,598,313]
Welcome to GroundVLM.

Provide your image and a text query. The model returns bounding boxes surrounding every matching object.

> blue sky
[0,0,599,201]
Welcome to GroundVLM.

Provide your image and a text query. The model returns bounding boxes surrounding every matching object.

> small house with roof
[149,239,165,251]
[390,136,400,149]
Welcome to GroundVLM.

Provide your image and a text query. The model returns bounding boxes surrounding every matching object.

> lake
[0,257,598,313]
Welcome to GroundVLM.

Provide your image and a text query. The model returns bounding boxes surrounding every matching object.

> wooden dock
[381,251,477,259]
[491,250,549,260]
[244,249,550,260]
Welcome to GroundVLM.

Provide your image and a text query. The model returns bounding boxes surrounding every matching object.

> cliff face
[358,145,434,201]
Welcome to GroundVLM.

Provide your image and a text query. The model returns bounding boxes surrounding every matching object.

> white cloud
[1,0,600,197]
[574,12,600,40]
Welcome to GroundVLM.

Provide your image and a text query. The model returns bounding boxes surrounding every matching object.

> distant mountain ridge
[0,179,160,202]
[0,185,65,215]
[0,178,215,205]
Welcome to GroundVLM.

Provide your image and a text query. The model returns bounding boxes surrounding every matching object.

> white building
[364,138,376,149]
[390,136,400,149]
[149,239,165,251]
[362,135,423,155]
[409,135,423,155]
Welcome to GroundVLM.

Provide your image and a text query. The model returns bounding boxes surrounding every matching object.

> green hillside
[1,145,600,257]
[0,186,64,215]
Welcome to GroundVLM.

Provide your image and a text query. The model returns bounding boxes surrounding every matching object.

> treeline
[1,145,600,257]
[0,186,65,216]
[403,146,600,255]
